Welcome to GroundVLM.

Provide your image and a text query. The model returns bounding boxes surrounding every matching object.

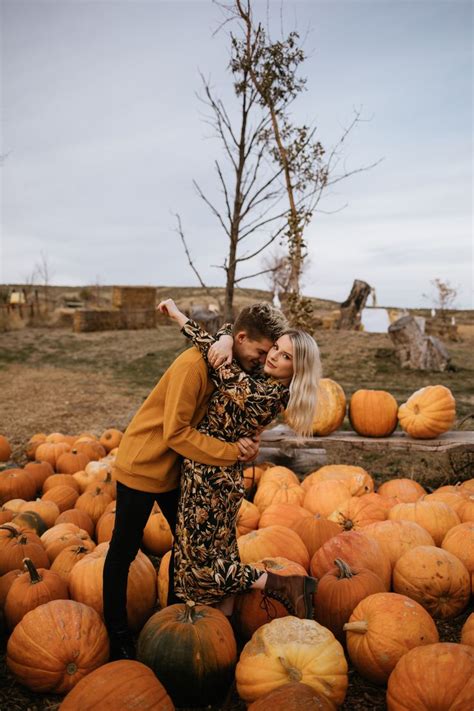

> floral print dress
[173,320,289,605]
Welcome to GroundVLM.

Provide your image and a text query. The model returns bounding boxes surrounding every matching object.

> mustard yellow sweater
[113,347,240,493]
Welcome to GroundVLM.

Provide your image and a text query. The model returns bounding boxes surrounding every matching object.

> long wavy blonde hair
[283,330,322,437]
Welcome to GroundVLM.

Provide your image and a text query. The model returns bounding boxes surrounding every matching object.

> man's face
[233,331,273,373]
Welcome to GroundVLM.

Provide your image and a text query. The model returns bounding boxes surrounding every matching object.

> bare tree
[423,278,459,325]
[230,0,381,327]
[33,251,54,308]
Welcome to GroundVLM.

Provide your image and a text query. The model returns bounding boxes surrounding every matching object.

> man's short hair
[233,302,288,342]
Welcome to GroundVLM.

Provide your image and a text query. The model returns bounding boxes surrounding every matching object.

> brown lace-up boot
[263,573,317,619]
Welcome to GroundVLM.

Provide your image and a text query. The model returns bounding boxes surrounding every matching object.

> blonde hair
[284,330,322,438]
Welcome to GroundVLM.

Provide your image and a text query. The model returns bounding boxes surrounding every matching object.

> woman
[159,298,321,618]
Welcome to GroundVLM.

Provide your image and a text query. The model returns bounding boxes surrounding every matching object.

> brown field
[0,286,473,710]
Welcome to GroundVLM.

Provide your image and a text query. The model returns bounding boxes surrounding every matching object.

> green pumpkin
[137,601,237,707]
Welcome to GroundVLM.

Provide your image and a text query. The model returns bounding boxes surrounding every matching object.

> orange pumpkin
[397,385,456,439]
[292,515,341,559]
[349,389,398,437]
[99,428,124,453]
[44,528,95,563]
[6,599,109,693]
[302,465,374,497]
[386,643,474,710]
[25,433,47,460]
[235,616,348,706]
[20,498,60,529]
[55,508,95,538]
[303,479,352,518]
[74,487,113,525]
[312,378,347,436]
[51,544,93,585]
[247,682,336,711]
[0,435,12,462]
[59,659,175,710]
[392,545,471,619]
[142,503,173,556]
[56,449,91,475]
[137,601,237,708]
[242,465,265,492]
[74,439,107,461]
[343,592,439,684]
[69,542,156,631]
[0,524,49,574]
[35,441,71,470]
[4,557,69,630]
[315,559,386,643]
[157,550,171,609]
[377,477,426,502]
[254,479,304,514]
[95,505,116,543]
[23,460,55,490]
[43,473,81,494]
[258,466,300,489]
[257,502,310,530]
[362,519,435,570]
[441,522,474,589]
[328,493,388,531]
[310,530,391,591]
[388,499,460,545]
[42,484,80,513]
[461,613,474,647]
[238,525,310,570]
[233,557,308,641]
[0,469,37,505]
[237,499,260,537]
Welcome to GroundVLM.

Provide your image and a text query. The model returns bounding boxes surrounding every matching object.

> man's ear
[234,331,247,344]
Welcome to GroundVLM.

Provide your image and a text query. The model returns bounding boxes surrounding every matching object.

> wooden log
[339,279,372,330]
[388,314,450,371]
[260,425,474,487]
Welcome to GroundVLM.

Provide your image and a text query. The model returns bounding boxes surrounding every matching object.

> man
[103,302,287,660]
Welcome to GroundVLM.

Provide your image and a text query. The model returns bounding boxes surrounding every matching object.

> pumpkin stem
[23,557,43,584]
[0,523,21,538]
[183,600,197,623]
[334,558,354,579]
[343,620,369,634]
[278,656,302,682]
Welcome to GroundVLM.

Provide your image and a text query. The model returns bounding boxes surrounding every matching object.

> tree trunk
[339,279,372,329]
[388,315,450,371]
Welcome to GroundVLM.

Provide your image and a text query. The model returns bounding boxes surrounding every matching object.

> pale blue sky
[1,0,472,307]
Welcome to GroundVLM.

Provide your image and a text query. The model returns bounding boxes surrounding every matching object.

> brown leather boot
[263,572,317,619]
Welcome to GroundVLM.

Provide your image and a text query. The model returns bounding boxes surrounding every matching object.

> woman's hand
[208,335,233,369]
[157,299,189,328]
[236,434,260,462]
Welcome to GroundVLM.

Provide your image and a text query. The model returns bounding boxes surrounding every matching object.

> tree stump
[339,279,372,329]
[388,314,450,371]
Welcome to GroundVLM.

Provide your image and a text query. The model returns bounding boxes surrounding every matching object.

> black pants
[103,480,181,634]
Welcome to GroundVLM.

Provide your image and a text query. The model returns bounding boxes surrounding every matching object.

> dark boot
[263,573,317,619]
[108,629,136,661]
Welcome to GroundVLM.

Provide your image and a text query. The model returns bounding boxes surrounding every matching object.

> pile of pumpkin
[0,426,473,710]
[312,382,457,439]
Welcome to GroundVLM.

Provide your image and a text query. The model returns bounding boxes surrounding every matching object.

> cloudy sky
[1,0,472,308]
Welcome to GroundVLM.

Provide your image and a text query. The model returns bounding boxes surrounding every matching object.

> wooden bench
[258,425,474,488]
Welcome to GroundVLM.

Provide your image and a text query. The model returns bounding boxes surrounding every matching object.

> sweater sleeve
[162,357,240,465]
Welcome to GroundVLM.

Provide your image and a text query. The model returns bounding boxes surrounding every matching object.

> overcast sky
[1,0,472,308]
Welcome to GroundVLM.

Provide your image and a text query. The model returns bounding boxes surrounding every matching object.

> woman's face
[263,334,294,384]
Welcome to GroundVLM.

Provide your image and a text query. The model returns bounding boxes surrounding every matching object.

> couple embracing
[103,300,321,660]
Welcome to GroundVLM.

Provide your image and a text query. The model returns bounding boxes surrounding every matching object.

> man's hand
[208,335,233,369]
[237,434,260,462]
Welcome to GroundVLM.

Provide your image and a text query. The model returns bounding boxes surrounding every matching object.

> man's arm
[162,357,258,464]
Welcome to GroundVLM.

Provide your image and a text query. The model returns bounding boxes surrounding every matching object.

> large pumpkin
[362,519,435,570]
[386,643,474,710]
[237,499,261,536]
[302,465,374,497]
[6,599,109,693]
[377,477,426,503]
[235,616,348,706]
[238,525,310,570]
[461,613,474,647]
[392,545,471,619]
[257,502,310,531]
[328,493,388,531]
[349,389,398,437]
[312,378,347,436]
[59,659,174,710]
[254,479,305,513]
[137,601,237,708]
[69,542,156,631]
[4,557,69,630]
[388,499,460,545]
[397,385,456,439]
[292,515,340,559]
[343,592,439,684]
[303,479,351,518]
[0,524,50,574]
[441,522,474,592]
[310,530,391,591]
[247,682,336,711]
[0,435,12,462]
[315,559,386,643]
[142,502,173,556]
[0,468,37,505]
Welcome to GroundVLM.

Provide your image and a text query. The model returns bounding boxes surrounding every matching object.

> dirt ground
[0,319,473,710]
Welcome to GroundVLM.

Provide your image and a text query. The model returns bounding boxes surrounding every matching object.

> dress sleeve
[181,319,217,364]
